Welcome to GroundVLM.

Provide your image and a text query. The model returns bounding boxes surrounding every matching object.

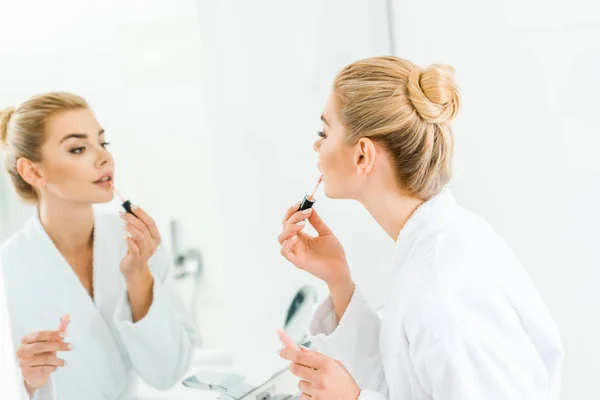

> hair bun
[0,107,16,149]
[407,64,460,124]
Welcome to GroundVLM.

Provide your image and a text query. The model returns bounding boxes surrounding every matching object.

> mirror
[283,285,318,346]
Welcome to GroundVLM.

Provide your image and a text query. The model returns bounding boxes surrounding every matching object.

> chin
[95,197,114,205]
[324,183,358,200]
[90,193,115,204]
[323,185,342,199]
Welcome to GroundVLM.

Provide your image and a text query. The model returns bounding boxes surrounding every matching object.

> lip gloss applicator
[298,175,323,211]
[113,187,136,216]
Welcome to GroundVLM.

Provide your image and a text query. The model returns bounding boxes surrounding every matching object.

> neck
[358,186,424,241]
[38,197,94,254]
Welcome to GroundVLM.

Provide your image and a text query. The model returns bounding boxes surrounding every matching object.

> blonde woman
[0,93,196,399]
[277,56,563,400]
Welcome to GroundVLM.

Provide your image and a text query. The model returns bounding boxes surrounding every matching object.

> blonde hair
[0,92,88,203]
[333,56,460,200]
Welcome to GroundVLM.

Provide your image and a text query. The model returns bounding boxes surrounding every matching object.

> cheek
[44,156,86,185]
[323,143,353,175]
[320,142,355,192]
[319,138,340,161]
[318,142,338,173]
[44,163,69,184]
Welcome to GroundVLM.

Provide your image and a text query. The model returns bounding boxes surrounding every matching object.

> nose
[313,139,322,153]
[95,146,113,169]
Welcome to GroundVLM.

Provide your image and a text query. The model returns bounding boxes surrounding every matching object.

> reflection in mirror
[283,285,318,346]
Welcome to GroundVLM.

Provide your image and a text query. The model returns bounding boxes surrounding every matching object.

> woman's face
[35,108,114,204]
[314,93,365,199]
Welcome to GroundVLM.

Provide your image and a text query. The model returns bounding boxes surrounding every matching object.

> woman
[277,57,564,399]
[0,92,196,399]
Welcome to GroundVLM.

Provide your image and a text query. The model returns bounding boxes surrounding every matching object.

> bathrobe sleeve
[411,334,552,400]
[112,244,197,390]
[408,300,561,400]
[309,287,388,400]
[24,378,55,400]
[2,265,53,400]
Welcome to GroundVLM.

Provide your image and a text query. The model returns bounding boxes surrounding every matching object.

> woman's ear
[355,138,376,176]
[16,157,46,189]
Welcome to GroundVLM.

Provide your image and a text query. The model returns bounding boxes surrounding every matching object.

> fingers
[281,203,331,237]
[57,314,70,334]
[124,206,162,244]
[18,341,72,357]
[278,221,306,245]
[279,208,313,245]
[283,208,313,226]
[290,363,319,382]
[307,208,332,236]
[21,331,65,345]
[300,394,311,400]
[22,365,57,377]
[279,348,328,369]
[282,202,301,224]
[121,212,146,234]
[122,214,155,251]
[280,237,298,263]
[18,328,70,382]
[125,237,141,256]
[298,380,317,397]
[22,354,67,368]
[124,223,151,254]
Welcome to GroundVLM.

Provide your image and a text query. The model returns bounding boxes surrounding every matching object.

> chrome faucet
[170,219,204,346]
[170,219,204,281]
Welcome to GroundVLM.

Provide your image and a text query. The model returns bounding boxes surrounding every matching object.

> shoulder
[0,230,27,258]
[0,219,35,272]
[404,205,508,282]
[430,205,515,279]
[403,208,523,345]
[439,205,501,251]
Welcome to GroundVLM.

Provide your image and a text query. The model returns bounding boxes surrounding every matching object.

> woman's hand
[278,204,350,288]
[119,206,162,278]
[17,318,71,397]
[279,346,361,400]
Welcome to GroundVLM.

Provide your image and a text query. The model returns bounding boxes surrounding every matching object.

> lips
[93,174,113,184]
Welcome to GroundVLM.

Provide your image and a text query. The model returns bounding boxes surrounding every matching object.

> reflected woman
[0,93,196,399]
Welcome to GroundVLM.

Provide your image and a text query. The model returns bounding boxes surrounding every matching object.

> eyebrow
[320,115,330,126]
[60,129,105,144]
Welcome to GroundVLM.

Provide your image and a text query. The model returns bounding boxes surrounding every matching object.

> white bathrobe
[310,189,564,400]
[0,209,197,400]
[1,269,31,400]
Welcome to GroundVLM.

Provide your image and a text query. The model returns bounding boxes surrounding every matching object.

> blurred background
[0,0,598,398]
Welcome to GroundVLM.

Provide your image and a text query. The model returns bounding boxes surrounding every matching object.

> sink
[136,347,234,400]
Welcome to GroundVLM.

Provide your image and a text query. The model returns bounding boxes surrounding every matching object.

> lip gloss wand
[298,175,323,211]
[113,187,136,216]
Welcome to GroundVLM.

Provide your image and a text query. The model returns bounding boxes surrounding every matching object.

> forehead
[322,92,342,126]
[45,108,99,142]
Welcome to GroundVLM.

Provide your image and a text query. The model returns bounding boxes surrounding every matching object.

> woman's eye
[317,130,327,139]
[70,147,85,154]
[101,141,111,148]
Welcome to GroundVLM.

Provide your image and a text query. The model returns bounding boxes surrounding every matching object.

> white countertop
[136,348,298,400]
